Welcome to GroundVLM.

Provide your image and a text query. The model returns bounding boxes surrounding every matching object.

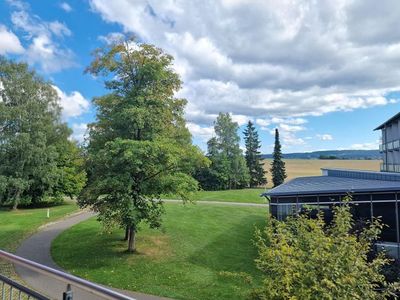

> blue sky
[1,0,399,154]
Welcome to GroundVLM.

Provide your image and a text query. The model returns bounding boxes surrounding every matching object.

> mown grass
[0,201,78,252]
[52,203,267,300]
[164,188,268,204]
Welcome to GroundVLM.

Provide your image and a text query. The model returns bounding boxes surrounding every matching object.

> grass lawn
[52,203,267,300]
[0,201,78,252]
[164,188,268,204]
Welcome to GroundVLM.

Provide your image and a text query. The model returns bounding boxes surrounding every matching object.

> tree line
[195,113,287,190]
[0,57,86,209]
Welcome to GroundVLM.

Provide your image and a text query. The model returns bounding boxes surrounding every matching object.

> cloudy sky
[1,0,399,153]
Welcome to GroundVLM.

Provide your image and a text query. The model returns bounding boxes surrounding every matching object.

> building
[264,112,400,257]
[375,112,400,172]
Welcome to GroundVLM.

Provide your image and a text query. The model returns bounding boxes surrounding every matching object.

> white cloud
[53,85,90,119]
[88,0,400,142]
[71,123,87,142]
[0,24,24,54]
[98,32,125,44]
[9,2,75,73]
[186,122,214,142]
[48,21,71,37]
[60,2,72,12]
[316,134,333,141]
[349,141,379,150]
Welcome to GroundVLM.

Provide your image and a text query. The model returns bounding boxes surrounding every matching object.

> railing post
[63,284,73,300]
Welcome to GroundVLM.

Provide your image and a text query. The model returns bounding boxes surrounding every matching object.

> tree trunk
[123,226,129,241]
[12,190,20,210]
[127,225,136,252]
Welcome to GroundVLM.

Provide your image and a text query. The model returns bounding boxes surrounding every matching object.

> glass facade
[269,191,400,256]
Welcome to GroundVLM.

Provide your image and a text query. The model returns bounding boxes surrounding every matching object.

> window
[373,202,397,242]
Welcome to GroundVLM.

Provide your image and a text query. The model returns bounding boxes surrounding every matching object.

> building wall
[381,119,400,171]
[270,192,400,249]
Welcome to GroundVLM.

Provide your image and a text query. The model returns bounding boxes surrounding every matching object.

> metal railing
[0,250,135,300]
[380,139,400,152]
[0,273,50,300]
[381,163,400,172]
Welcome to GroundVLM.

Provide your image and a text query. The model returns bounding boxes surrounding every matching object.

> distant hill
[261,150,381,160]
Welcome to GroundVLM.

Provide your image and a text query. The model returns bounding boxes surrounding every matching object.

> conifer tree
[270,128,286,187]
[244,121,267,187]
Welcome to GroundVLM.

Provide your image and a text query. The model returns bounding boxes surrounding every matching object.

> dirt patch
[126,234,172,262]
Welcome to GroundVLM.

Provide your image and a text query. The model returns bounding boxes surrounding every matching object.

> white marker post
[47,208,50,218]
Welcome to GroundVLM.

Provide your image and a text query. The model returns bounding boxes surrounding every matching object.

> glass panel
[270,204,278,218]
[372,193,396,201]
[270,197,279,204]
[319,195,341,203]
[373,202,397,242]
[350,202,372,221]
[277,204,297,221]
[319,204,335,224]
[353,194,370,202]
[279,197,297,204]
[298,196,318,203]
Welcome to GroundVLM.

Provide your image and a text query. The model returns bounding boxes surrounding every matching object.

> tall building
[375,112,400,172]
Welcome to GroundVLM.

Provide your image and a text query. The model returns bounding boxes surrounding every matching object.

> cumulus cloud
[8,1,75,72]
[88,0,400,144]
[60,2,72,12]
[53,86,90,119]
[186,122,214,142]
[0,24,24,54]
[317,134,333,141]
[71,123,88,143]
[349,141,379,150]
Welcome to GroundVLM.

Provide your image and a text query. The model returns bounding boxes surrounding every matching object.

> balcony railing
[0,273,49,300]
[381,163,400,172]
[380,139,400,152]
[0,249,134,300]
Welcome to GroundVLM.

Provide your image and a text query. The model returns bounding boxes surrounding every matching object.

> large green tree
[270,128,286,187]
[244,121,267,187]
[79,38,208,252]
[0,57,82,208]
[251,199,400,299]
[197,113,249,190]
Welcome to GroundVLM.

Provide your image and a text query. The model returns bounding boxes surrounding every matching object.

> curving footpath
[15,201,267,300]
[15,210,170,300]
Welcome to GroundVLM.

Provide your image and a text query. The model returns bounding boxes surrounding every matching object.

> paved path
[15,200,266,300]
[162,199,268,207]
[15,211,170,300]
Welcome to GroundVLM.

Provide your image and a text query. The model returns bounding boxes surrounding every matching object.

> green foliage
[270,128,286,187]
[0,57,84,208]
[196,113,250,190]
[244,121,267,187]
[80,37,208,251]
[53,140,87,199]
[251,200,400,300]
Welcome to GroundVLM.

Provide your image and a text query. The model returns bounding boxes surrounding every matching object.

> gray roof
[374,111,400,130]
[264,175,400,197]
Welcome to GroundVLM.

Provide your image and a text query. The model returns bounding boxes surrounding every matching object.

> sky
[1,0,399,154]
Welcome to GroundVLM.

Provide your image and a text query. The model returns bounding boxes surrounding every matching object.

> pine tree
[244,121,267,187]
[270,128,286,187]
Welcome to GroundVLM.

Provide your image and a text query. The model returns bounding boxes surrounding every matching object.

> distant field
[262,159,380,185]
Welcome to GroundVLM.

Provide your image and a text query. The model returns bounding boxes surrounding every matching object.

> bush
[251,199,400,299]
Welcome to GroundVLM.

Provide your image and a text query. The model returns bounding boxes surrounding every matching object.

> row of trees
[0,58,86,209]
[195,114,287,190]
